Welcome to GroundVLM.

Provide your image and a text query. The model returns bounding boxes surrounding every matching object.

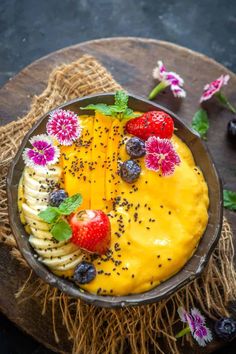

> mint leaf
[51,219,72,241]
[81,103,112,116]
[58,193,83,215]
[80,90,137,120]
[191,109,209,139]
[38,207,60,224]
[223,189,236,211]
[114,90,128,110]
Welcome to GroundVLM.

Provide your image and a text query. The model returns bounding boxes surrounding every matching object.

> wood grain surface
[0,37,235,353]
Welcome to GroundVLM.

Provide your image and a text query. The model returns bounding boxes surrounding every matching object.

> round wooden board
[0,37,235,353]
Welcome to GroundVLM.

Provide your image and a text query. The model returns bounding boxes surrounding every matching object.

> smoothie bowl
[7,92,223,307]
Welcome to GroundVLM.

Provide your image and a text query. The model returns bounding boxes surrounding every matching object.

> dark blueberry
[214,317,236,340]
[120,159,141,183]
[74,261,96,284]
[49,189,68,207]
[126,137,146,158]
[227,119,236,141]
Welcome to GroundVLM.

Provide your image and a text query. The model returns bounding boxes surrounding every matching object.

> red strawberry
[126,111,174,140]
[70,210,111,255]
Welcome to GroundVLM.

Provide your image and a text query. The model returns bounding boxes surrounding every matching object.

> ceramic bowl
[7,93,223,307]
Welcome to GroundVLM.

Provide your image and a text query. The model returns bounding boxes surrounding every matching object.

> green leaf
[51,219,72,241]
[223,189,236,211]
[114,90,128,110]
[38,207,60,224]
[58,193,83,215]
[191,109,209,138]
[80,103,112,116]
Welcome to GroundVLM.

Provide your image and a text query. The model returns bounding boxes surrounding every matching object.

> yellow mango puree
[60,112,209,296]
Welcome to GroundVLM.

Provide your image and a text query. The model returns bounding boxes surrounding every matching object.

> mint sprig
[191,109,209,139]
[38,193,82,241]
[223,189,236,211]
[81,90,140,120]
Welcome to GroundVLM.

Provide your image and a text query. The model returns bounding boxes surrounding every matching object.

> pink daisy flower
[145,136,181,176]
[149,60,186,100]
[176,307,212,347]
[200,74,229,102]
[200,75,236,114]
[22,134,60,170]
[47,109,82,146]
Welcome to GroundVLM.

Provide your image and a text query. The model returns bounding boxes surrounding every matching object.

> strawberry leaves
[191,109,209,139]
[81,90,140,120]
[38,193,83,241]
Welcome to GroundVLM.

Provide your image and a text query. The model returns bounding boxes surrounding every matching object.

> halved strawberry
[125,111,174,140]
[70,210,111,255]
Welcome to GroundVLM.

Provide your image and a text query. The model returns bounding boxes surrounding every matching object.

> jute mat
[0,54,236,354]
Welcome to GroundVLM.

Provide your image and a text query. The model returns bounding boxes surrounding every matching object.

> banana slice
[24,216,51,231]
[41,249,82,268]
[24,184,49,199]
[27,166,62,179]
[35,243,79,258]
[22,203,43,221]
[29,235,68,249]
[30,228,53,240]
[23,170,49,191]
[55,255,84,271]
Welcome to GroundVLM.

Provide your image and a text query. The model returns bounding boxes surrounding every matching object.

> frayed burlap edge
[1,55,236,354]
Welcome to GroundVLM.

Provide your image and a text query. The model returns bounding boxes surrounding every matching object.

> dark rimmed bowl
[7,93,223,308]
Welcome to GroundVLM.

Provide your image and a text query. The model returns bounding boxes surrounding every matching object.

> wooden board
[0,37,235,353]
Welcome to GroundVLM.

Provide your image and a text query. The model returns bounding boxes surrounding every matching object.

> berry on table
[74,261,96,284]
[49,189,68,207]
[227,119,236,141]
[120,159,141,183]
[214,317,236,340]
[126,137,146,158]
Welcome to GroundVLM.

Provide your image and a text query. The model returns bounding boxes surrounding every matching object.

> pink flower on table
[200,74,229,102]
[22,134,60,170]
[145,136,181,176]
[47,109,82,146]
[200,74,236,114]
[149,60,186,100]
[177,307,213,347]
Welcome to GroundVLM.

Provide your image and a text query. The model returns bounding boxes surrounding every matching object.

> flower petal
[191,308,206,325]
[193,326,212,347]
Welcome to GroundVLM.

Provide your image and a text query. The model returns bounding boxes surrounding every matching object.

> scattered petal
[22,134,60,170]
[145,137,181,176]
[47,109,82,146]
[200,74,230,103]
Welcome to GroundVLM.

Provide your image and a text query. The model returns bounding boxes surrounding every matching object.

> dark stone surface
[0,0,236,353]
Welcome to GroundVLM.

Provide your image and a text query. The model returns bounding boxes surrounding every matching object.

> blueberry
[227,119,236,141]
[49,189,68,207]
[120,159,141,183]
[74,261,96,284]
[126,137,146,158]
[214,317,236,340]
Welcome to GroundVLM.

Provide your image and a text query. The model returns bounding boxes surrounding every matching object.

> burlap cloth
[0,55,236,354]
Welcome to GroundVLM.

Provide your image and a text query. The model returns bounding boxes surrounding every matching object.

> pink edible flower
[149,60,186,100]
[47,109,82,146]
[145,136,180,176]
[200,75,236,114]
[177,307,213,347]
[200,75,229,102]
[22,134,60,170]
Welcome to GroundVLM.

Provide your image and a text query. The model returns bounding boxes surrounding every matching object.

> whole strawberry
[126,111,174,140]
[70,210,111,255]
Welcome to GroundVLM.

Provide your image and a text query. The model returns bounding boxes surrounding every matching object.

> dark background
[0,0,236,353]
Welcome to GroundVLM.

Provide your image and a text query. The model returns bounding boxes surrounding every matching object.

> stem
[216,91,236,114]
[148,81,168,100]
[175,326,191,339]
